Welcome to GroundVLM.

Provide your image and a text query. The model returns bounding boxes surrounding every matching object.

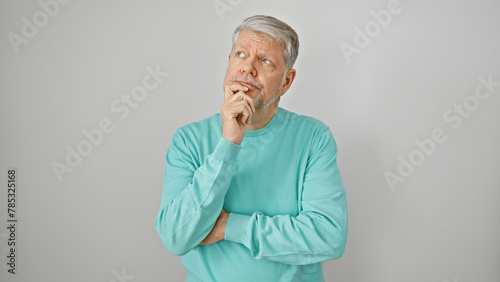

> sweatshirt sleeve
[155,131,241,256]
[224,129,348,265]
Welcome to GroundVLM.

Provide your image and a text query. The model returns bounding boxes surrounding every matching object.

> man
[156,15,347,281]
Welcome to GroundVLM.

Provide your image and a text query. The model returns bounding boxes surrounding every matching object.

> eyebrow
[233,43,280,62]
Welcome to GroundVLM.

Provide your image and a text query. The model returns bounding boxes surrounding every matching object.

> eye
[236,51,245,57]
[262,58,272,64]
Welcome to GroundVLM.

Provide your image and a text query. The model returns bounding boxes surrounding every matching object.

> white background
[1,0,499,281]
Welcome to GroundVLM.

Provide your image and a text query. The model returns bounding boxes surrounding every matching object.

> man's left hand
[200,209,229,245]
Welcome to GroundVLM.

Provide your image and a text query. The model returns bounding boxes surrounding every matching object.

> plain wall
[1,0,499,281]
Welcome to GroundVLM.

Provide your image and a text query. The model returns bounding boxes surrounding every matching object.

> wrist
[222,134,242,145]
[220,211,229,239]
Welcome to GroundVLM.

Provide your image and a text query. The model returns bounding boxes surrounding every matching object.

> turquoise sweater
[156,107,348,281]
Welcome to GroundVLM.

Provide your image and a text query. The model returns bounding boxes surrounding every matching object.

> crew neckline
[244,107,285,137]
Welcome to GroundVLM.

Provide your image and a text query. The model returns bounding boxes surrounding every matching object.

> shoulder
[174,113,221,139]
[279,108,330,134]
[278,108,337,153]
[168,114,222,152]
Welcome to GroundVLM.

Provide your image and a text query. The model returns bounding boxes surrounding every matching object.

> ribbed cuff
[211,137,241,165]
[225,212,250,244]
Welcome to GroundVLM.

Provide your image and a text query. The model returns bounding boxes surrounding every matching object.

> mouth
[232,77,262,90]
[238,81,257,89]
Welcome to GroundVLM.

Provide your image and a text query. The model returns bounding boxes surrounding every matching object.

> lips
[231,77,262,89]
[238,81,256,89]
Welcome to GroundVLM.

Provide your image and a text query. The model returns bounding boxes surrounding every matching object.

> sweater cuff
[224,212,250,244]
[211,137,241,165]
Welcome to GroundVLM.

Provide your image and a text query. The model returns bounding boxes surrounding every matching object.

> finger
[224,84,248,101]
[230,92,255,113]
[229,84,249,93]
[228,99,252,117]
[240,111,251,125]
[235,101,253,124]
[222,99,252,122]
[224,85,232,101]
[228,91,245,103]
[241,114,248,125]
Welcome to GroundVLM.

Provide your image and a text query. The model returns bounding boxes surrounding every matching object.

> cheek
[265,78,282,92]
[226,64,235,74]
[226,63,242,77]
[224,65,238,81]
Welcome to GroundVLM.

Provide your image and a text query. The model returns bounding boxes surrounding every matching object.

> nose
[240,56,257,76]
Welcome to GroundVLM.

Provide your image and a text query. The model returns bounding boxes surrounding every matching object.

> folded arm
[155,134,240,256]
[224,129,348,265]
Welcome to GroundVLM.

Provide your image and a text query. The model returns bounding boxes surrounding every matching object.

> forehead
[233,30,285,59]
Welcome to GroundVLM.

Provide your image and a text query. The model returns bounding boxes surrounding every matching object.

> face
[224,30,296,109]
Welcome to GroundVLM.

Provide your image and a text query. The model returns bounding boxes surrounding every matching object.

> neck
[247,104,279,131]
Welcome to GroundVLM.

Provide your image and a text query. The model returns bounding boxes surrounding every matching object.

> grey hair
[231,15,299,71]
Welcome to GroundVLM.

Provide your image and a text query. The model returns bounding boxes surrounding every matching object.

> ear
[279,69,297,96]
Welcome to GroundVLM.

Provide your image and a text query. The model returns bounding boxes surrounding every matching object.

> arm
[155,83,254,256]
[155,134,240,256]
[224,129,348,265]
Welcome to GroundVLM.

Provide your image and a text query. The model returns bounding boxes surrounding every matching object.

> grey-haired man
[156,15,348,281]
